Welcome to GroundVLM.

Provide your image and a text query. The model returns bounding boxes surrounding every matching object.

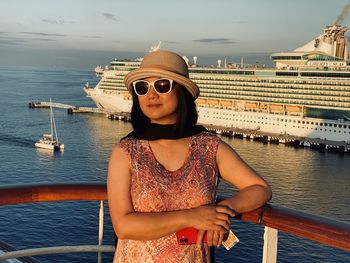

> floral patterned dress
[113,131,221,263]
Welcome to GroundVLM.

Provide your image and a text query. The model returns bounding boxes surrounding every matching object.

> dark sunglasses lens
[154,79,171,93]
[135,82,149,95]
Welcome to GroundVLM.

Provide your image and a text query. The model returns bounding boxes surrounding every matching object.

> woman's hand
[188,204,233,245]
[189,205,234,232]
[203,229,229,247]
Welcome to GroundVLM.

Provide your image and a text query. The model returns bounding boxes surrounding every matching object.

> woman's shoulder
[196,131,221,141]
[192,131,221,148]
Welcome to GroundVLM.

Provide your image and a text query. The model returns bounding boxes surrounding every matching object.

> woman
[108,50,272,262]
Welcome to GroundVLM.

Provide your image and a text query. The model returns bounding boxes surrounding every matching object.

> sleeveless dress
[113,131,221,263]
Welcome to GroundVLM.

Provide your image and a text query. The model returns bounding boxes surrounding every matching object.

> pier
[29,101,350,155]
[205,124,350,154]
[29,101,75,109]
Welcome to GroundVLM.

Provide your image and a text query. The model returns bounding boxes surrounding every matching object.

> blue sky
[1,0,349,68]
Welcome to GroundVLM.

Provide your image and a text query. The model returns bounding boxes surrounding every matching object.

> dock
[29,101,74,109]
[29,101,350,155]
[205,125,350,154]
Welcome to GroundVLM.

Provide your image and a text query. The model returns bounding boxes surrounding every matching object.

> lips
[147,103,162,107]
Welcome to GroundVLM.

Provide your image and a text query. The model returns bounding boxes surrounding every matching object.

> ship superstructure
[84,25,350,142]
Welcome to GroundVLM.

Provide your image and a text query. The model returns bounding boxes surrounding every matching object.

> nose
[147,85,159,99]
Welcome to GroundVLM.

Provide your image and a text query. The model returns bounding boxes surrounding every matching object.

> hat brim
[124,68,200,99]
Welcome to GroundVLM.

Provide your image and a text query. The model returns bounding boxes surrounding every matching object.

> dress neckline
[146,136,195,173]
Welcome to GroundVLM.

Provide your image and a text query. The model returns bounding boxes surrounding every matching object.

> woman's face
[136,77,179,124]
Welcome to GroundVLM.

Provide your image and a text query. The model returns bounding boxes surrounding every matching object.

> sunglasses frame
[132,78,174,96]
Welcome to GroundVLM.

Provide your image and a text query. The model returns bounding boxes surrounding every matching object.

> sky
[1,0,350,68]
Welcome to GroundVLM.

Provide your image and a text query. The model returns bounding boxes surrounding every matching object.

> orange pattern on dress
[113,132,220,263]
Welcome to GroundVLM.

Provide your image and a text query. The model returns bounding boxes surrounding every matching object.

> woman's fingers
[215,205,235,217]
[206,230,214,246]
[212,231,220,247]
[217,231,225,247]
[190,205,233,231]
[196,230,206,245]
[206,230,226,247]
[214,218,230,231]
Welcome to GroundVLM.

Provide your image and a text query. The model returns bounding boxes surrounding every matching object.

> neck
[122,123,207,141]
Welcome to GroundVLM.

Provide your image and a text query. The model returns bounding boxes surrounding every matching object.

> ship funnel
[193,56,197,65]
[217,59,222,68]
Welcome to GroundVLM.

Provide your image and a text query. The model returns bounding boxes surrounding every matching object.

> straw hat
[124,50,200,100]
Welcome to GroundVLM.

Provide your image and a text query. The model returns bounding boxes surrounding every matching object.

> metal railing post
[262,226,278,263]
[98,200,104,263]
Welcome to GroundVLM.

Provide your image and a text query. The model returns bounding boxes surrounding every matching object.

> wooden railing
[0,183,349,262]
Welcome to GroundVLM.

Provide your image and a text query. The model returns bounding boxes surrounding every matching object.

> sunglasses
[132,78,174,96]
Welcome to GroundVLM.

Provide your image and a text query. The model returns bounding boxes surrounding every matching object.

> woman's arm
[216,141,272,212]
[203,140,272,246]
[107,145,234,241]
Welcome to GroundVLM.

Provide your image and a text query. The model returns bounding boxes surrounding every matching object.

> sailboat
[35,98,64,151]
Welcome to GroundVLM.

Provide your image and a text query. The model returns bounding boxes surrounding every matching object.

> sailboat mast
[53,109,59,143]
[50,98,53,142]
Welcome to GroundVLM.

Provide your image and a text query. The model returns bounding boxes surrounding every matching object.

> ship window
[334,124,337,128]
[306,121,309,124]
[324,123,328,127]
[302,121,305,124]
[329,124,333,127]
[339,125,342,128]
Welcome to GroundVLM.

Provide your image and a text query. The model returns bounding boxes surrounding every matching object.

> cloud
[193,38,236,44]
[81,35,104,39]
[41,19,75,25]
[19,32,66,37]
[102,13,118,22]
[31,38,56,42]
[0,36,27,46]
[164,41,178,44]
[0,34,57,46]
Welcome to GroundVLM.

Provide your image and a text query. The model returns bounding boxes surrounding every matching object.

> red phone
[177,227,207,245]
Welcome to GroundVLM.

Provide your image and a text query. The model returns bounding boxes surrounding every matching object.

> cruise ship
[84,25,350,142]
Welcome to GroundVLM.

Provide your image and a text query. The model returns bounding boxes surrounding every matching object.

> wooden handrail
[0,183,107,205]
[0,183,349,251]
[241,205,350,251]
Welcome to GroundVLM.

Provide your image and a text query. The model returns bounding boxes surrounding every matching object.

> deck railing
[0,183,349,262]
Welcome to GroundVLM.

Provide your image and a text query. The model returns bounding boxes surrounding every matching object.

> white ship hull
[84,90,350,142]
[35,141,64,151]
